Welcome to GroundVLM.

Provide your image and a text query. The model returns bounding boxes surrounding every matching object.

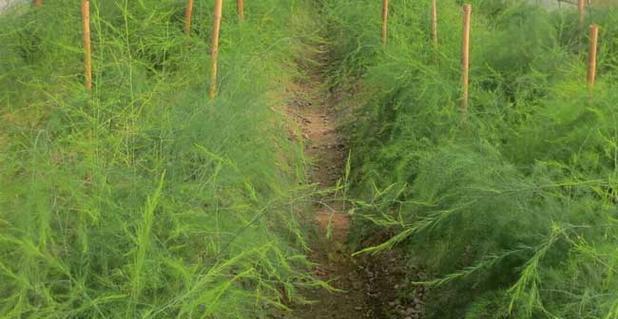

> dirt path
[286,71,375,318]
[285,68,429,319]
[282,34,431,316]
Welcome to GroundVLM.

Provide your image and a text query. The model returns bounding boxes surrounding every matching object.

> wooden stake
[461,4,472,113]
[209,0,223,99]
[184,0,195,34]
[587,24,599,90]
[237,0,244,21]
[33,0,43,7]
[431,0,438,47]
[381,0,389,45]
[578,0,585,29]
[81,0,93,90]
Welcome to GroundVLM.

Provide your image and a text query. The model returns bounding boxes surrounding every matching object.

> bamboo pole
[209,0,223,99]
[381,0,389,45]
[184,0,195,34]
[578,0,586,29]
[431,0,438,47]
[81,0,93,90]
[237,0,244,21]
[461,4,471,113]
[33,0,43,7]
[587,24,599,90]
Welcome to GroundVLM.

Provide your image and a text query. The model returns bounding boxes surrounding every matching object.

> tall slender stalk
[209,0,224,99]
[461,4,472,114]
[587,24,599,90]
[431,0,438,47]
[381,0,389,45]
[81,0,93,91]
[184,0,195,34]
[237,0,245,21]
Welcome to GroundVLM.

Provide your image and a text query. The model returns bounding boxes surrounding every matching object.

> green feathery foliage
[0,0,321,318]
[322,0,618,318]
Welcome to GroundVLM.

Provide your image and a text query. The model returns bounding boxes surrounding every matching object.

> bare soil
[285,74,370,318]
[281,46,430,318]
[284,74,419,319]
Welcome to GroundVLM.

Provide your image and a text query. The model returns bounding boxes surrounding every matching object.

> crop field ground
[0,0,617,318]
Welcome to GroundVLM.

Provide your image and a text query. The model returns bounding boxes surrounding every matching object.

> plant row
[322,0,618,318]
[0,0,318,318]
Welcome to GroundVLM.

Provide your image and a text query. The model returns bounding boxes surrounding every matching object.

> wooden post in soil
[587,24,599,90]
[209,0,223,99]
[381,0,389,45]
[81,0,93,91]
[33,0,43,7]
[431,0,438,47]
[184,0,195,34]
[461,4,472,114]
[237,0,244,21]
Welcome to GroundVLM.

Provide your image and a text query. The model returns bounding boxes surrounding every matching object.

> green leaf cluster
[0,0,320,318]
[323,0,618,318]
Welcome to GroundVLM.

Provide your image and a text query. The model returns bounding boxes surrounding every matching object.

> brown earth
[286,74,426,319]
[286,73,371,318]
[281,45,430,318]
